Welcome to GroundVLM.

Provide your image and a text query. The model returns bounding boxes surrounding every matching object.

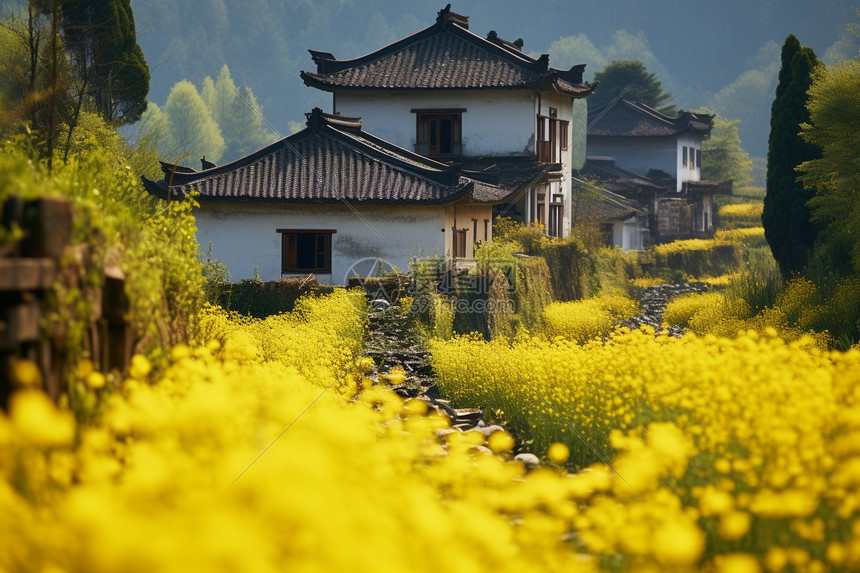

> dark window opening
[696,149,702,169]
[278,229,335,274]
[549,193,564,238]
[415,110,463,156]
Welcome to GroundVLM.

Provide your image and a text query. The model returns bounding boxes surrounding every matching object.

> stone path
[363,301,489,432]
[362,282,711,464]
[617,281,711,336]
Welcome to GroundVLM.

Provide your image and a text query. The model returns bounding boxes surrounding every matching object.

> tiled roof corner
[587,99,714,137]
[300,6,594,97]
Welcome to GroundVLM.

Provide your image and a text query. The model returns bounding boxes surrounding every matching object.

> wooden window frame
[537,114,568,162]
[560,120,570,150]
[413,108,465,157]
[277,229,336,274]
[549,193,564,238]
[452,228,467,258]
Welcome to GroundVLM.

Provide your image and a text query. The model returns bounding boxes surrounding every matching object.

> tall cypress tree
[762,35,821,278]
[61,0,150,124]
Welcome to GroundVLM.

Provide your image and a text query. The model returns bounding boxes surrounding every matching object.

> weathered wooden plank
[0,258,56,291]
[0,301,41,347]
[21,197,72,259]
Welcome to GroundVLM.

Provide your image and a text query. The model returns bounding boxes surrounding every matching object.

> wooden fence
[1,196,132,406]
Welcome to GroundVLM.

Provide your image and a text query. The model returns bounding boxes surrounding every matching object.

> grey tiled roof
[579,157,732,200]
[142,109,524,205]
[460,157,559,201]
[580,157,662,189]
[300,6,594,98]
[572,176,648,220]
[588,99,713,137]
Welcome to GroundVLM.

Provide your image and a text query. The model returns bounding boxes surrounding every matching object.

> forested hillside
[131,0,858,158]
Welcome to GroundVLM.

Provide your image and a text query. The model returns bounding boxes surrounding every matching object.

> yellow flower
[652,518,704,565]
[717,553,761,573]
[547,442,569,464]
[129,354,151,379]
[9,358,42,387]
[10,390,75,447]
[85,371,106,390]
[719,511,751,540]
[488,430,515,453]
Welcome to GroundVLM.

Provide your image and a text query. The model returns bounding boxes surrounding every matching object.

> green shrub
[724,256,784,315]
[218,278,337,318]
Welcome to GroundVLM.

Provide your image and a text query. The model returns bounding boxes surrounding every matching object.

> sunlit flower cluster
[0,291,614,573]
[663,286,833,346]
[663,291,736,329]
[718,202,764,229]
[543,294,638,343]
[430,327,860,570]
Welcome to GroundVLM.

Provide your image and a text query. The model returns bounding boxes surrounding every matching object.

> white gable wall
[335,90,536,156]
[196,202,447,284]
[587,136,677,179]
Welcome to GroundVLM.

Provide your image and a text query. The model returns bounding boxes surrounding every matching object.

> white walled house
[583,99,732,246]
[143,110,512,283]
[587,99,713,191]
[300,5,595,240]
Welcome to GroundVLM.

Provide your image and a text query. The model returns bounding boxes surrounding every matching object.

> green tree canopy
[162,80,224,166]
[201,64,276,161]
[61,0,150,124]
[693,107,753,187]
[589,60,675,114]
[229,84,277,158]
[762,35,821,278]
[137,101,175,161]
[799,58,860,275]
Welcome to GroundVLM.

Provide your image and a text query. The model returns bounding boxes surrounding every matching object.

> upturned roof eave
[301,71,594,96]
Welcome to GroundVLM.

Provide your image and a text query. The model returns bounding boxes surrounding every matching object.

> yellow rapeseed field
[5,287,860,571]
[430,327,860,571]
[1,291,600,573]
[543,294,638,343]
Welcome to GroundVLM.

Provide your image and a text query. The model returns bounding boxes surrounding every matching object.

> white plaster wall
[334,87,583,239]
[588,136,677,179]
[444,203,493,260]
[335,91,536,157]
[612,218,644,251]
[195,202,447,284]
[676,133,702,190]
[703,194,713,231]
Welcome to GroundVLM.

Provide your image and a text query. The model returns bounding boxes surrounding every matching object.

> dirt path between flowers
[362,282,711,439]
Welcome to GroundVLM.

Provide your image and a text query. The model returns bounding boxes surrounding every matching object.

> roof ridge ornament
[436,4,469,29]
[536,54,549,72]
[305,107,363,130]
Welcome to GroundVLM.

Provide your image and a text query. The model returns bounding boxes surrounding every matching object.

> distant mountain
[131,0,858,157]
